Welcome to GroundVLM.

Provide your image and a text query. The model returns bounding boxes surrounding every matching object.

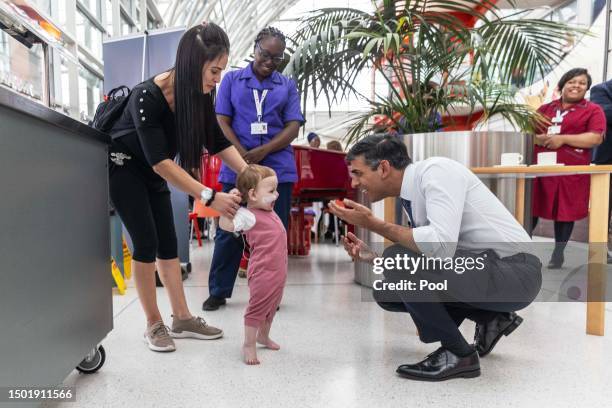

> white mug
[500,152,523,166]
[537,151,557,165]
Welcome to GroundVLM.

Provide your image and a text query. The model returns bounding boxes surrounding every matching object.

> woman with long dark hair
[109,22,246,352]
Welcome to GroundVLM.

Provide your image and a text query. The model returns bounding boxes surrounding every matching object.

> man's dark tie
[401,199,415,227]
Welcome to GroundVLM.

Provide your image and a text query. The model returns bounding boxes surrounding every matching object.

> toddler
[219,164,287,365]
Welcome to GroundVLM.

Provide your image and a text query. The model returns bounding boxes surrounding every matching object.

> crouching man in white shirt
[329,134,542,382]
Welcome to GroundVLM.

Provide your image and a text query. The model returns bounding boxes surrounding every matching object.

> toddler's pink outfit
[243,208,287,328]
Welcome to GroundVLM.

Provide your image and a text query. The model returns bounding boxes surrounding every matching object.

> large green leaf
[284,0,584,140]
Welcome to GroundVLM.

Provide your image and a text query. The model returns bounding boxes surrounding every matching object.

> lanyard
[253,89,268,122]
[553,109,569,124]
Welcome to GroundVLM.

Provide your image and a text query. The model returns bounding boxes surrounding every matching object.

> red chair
[189,200,220,247]
[190,153,223,247]
[201,153,223,192]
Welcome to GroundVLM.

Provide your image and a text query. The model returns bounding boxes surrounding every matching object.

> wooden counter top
[471,165,612,175]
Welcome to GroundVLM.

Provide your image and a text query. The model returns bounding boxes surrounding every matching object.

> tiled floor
[43,241,612,408]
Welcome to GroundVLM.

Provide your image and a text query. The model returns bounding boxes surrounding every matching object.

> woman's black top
[109,78,231,185]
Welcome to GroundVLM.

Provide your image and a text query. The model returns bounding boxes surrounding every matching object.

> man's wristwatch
[200,187,216,207]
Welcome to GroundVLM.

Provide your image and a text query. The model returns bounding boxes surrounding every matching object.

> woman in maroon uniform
[532,68,606,268]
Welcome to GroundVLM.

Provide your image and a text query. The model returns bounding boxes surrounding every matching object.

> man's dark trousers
[373,244,542,345]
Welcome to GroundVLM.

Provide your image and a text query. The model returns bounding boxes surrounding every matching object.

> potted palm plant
[284,0,587,142]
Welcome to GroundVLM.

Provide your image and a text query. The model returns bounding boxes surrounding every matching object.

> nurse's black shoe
[396,348,480,381]
[202,296,226,311]
[547,253,564,269]
[474,312,523,357]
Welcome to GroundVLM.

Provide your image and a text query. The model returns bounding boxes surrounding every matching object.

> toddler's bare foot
[257,335,280,350]
[243,344,260,365]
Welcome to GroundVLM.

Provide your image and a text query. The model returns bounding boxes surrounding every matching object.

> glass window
[147,11,160,30]
[135,8,141,31]
[76,10,103,60]
[33,0,51,14]
[78,68,103,122]
[0,31,45,101]
[121,0,134,12]
[593,0,606,23]
[52,0,67,28]
[49,50,78,118]
[79,0,102,20]
[0,32,8,75]
[105,0,114,35]
[121,15,134,35]
[552,1,577,24]
[31,0,67,28]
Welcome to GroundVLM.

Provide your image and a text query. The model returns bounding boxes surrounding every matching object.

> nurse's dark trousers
[207,182,293,298]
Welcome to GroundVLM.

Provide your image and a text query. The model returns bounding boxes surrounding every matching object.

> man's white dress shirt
[400,157,532,258]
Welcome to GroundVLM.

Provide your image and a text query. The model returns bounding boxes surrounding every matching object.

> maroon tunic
[532,99,606,221]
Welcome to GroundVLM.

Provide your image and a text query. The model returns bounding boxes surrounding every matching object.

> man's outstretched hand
[329,199,374,228]
[342,232,378,263]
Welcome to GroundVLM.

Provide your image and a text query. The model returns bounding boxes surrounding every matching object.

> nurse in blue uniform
[203,27,304,310]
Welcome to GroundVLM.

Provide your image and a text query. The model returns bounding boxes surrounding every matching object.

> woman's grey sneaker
[170,315,223,340]
[144,321,176,352]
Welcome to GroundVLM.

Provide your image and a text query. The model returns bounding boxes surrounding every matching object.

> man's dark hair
[558,68,592,91]
[346,134,411,170]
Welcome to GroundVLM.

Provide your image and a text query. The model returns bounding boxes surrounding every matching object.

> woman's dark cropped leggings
[109,164,178,263]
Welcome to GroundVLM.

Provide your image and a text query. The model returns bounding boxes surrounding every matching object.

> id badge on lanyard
[251,89,268,137]
[548,109,567,135]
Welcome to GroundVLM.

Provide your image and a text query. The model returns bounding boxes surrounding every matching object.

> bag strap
[108,85,130,99]
[110,128,135,140]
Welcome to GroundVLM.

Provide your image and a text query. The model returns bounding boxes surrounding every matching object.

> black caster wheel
[76,345,106,374]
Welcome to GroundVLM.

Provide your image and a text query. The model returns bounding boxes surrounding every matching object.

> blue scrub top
[215,62,304,184]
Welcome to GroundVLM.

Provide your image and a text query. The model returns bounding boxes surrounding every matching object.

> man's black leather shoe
[474,312,523,357]
[202,296,226,311]
[396,348,480,381]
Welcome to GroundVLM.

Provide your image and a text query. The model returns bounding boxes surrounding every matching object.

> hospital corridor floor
[44,242,612,408]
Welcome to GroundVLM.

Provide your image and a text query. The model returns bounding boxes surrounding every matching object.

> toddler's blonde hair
[236,164,276,203]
